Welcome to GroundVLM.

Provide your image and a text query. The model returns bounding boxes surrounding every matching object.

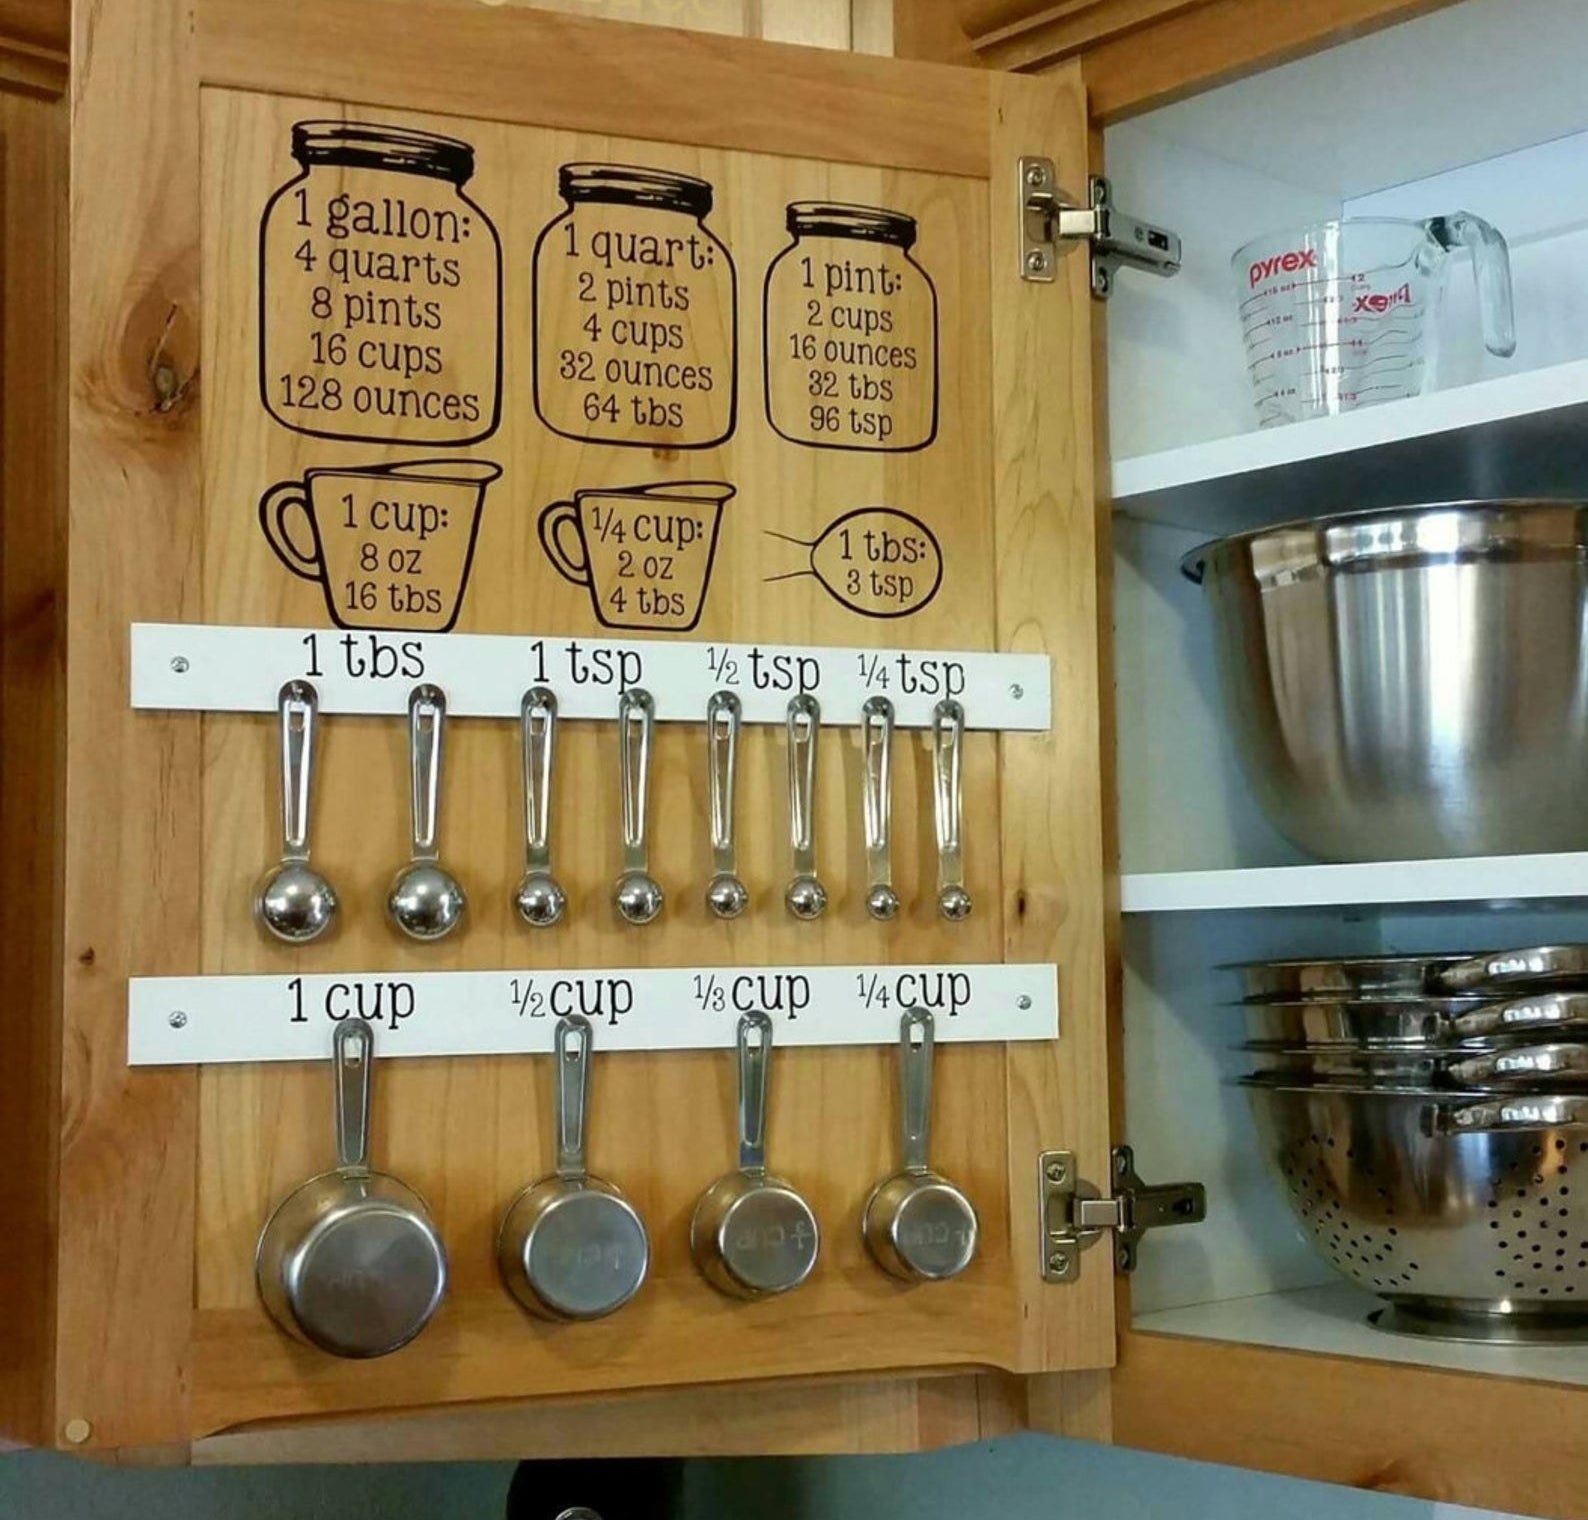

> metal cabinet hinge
[1019,156,1182,298]
[1040,1146,1206,1282]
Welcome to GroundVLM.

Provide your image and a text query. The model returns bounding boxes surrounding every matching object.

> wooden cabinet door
[63,0,1108,1448]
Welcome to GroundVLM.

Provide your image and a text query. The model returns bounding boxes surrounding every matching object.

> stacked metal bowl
[1235,944,1588,1344]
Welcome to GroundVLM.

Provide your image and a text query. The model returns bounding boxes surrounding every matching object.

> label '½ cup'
[259,458,501,633]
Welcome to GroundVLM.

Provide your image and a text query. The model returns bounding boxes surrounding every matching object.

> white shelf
[1112,360,1588,531]
[1121,851,1588,914]
[1135,1283,1588,1386]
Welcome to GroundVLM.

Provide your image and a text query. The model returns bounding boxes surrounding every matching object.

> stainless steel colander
[1243,1078,1588,1341]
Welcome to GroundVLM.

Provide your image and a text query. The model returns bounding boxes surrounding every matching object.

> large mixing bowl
[1243,1077,1588,1340]
[1184,502,1588,860]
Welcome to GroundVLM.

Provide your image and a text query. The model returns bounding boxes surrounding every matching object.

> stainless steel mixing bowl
[1238,990,1588,1046]
[1243,1077,1588,1341]
[1184,502,1588,861]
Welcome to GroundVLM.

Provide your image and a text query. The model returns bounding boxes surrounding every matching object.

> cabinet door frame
[63,0,1109,1451]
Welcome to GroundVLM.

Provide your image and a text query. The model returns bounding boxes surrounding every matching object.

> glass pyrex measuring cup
[1233,214,1515,428]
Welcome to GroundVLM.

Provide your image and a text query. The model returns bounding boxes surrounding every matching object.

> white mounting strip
[131,624,1052,731]
[129,962,1058,1066]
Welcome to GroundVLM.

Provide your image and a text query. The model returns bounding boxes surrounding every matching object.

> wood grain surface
[0,80,67,1449]
[34,3,1119,1438]
[58,0,204,1451]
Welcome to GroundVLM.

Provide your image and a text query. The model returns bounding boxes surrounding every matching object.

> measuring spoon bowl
[258,860,339,945]
[614,870,665,925]
[388,861,467,941]
[516,871,567,929]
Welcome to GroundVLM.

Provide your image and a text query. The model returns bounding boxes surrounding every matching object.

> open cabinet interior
[1104,0,1588,1390]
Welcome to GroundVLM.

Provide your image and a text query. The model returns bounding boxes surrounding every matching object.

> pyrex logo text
[1249,248,1317,288]
[1352,282,1412,314]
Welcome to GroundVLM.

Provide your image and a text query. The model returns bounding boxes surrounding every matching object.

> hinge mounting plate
[1040,1145,1206,1282]
[1019,156,1182,298]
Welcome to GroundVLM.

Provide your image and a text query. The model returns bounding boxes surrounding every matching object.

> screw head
[1017,994,1032,1011]
[1047,1251,1070,1274]
[1025,163,1046,187]
[1009,683,1024,699]
[1025,249,1051,275]
[169,1010,188,1029]
[170,655,190,674]
[1046,1159,1067,1184]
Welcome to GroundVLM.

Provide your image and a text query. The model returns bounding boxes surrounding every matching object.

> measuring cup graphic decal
[1233,214,1515,428]
[538,480,732,633]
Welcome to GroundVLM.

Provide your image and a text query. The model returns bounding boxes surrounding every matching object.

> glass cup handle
[1431,211,1516,359]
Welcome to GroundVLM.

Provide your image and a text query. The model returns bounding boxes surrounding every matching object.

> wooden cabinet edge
[183,1373,1026,1465]
[893,0,1463,121]
[1112,1329,1588,1520]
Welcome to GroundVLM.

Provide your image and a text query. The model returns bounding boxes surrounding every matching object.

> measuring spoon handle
[737,1010,772,1176]
[861,695,894,894]
[707,689,741,876]
[408,683,447,862]
[333,1018,373,1172]
[787,693,820,877]
[277,680,320,862]
[554,1014,592,1180]
[618,687,654,874]
[899,1008,934,1175]
[521,686,556,873]
[932,699,969,914]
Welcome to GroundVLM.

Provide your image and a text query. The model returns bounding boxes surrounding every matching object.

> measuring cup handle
[1435,211,1516,359]
[333,1019,373,1171]
[737,1010,772,1175]
[554,1014,592,1179]
[899,1009,934,1174]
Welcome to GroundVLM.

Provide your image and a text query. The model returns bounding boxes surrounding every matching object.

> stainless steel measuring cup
[863,1009,978,1281]
[691,1011,820,1298]
[498,1013,650,1321]
[255,1020,448,1358]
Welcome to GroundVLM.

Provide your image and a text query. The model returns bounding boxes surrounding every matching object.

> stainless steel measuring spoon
[861,695,899,922]
[691,1011,820,1298]
[387,683,466,940]
[255,679,339,944]
[932,698,971,921]
[705,689,749,920]
[612,687,664,925]
[515,686,566,929]
[863,1009,978,1282]
[255,1019,448,1358]
[497,1013,651,1320]
[783,692,827,920]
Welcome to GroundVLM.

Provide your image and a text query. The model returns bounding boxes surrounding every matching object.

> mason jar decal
[533,163,738,448]
[764,203,938,452]
[260,121,503,445]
